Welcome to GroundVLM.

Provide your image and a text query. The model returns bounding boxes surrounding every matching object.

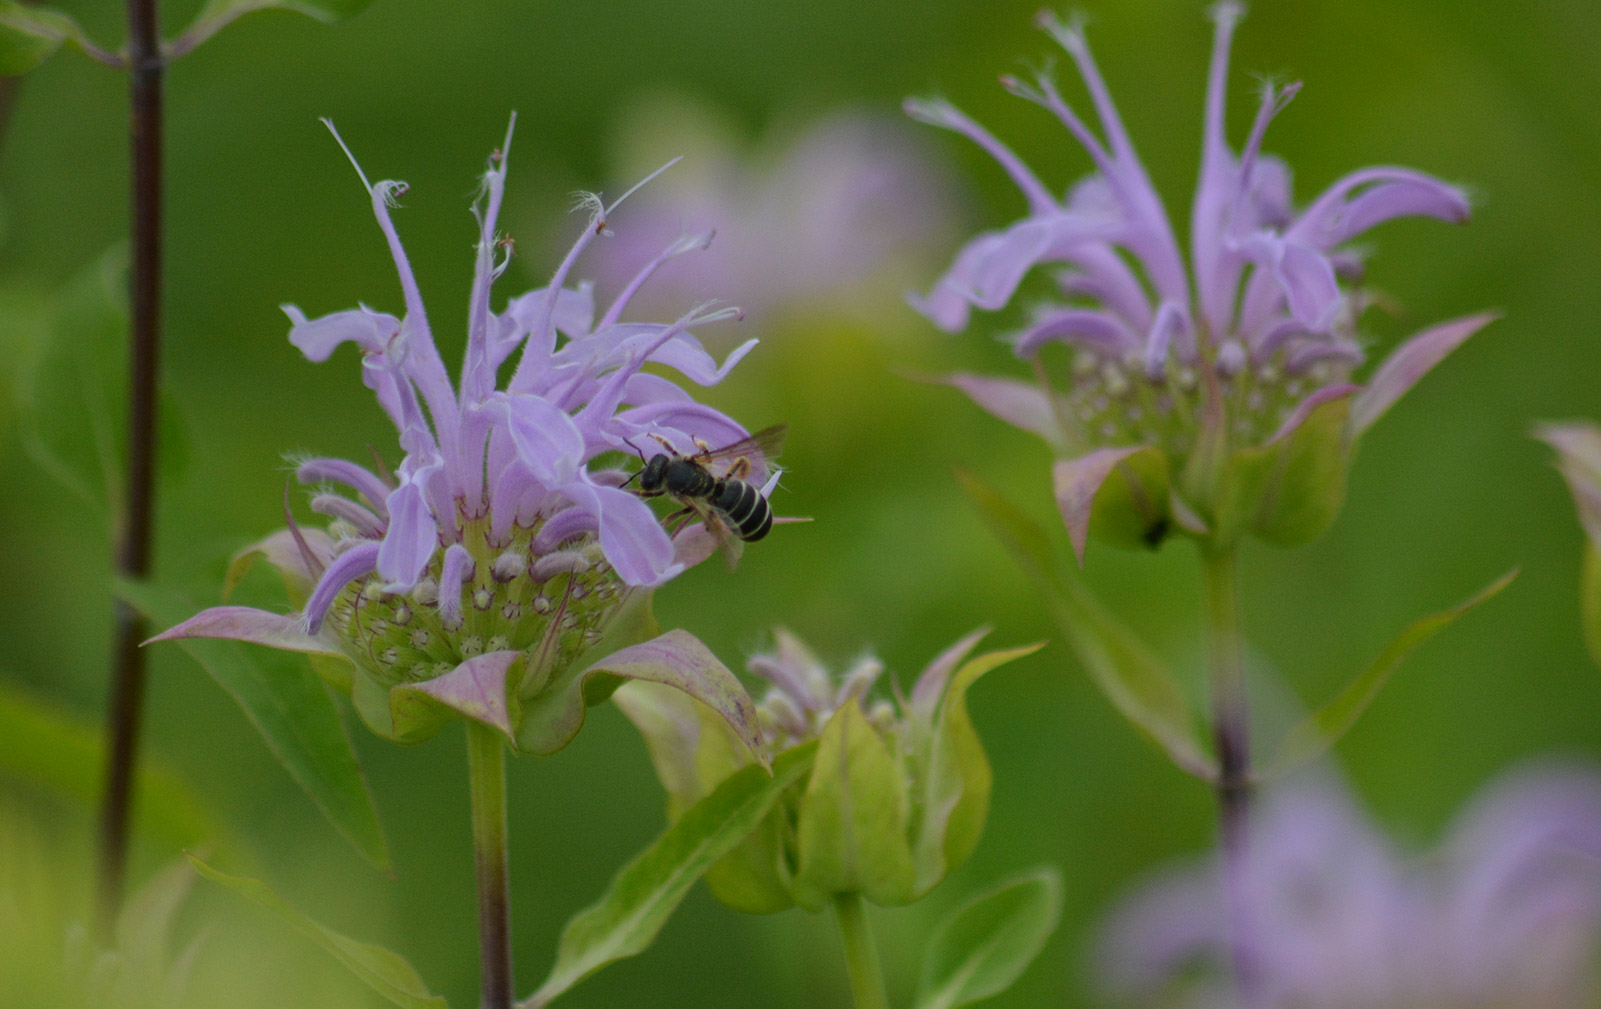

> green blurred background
[2,0,1600,1005]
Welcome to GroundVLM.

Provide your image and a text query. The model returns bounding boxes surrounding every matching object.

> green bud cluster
[618,632,1040,914]
[322,515,627,692]
[1066,346,1353,463]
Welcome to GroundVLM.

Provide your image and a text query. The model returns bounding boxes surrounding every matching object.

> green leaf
[957,470,1216,780]
[1230,387,1355,547]
[1264,570,1518,776]
[912,644,1042,896]
[120,578,390,872]
[914,867,1064,1009]
[1583,544,1601,673]
[188,856,447,1009]
[16,249,126,515]
[193,0,372,24]
[792,699,916,909]
[0,680,216,851]
[524,742,817,1009]
[13,250,192,523]
[0,2,113,74]
[169,0,374,60]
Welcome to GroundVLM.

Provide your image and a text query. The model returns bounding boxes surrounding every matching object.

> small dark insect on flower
[628,425,785,556]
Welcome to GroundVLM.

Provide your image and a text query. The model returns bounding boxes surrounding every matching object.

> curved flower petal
[647,335,759,386]
[1059,244,1155,333]
[505,283,597,345]
[1291,167,1470,249]
[1014,307,1141,358]
[499,393,587,486]
[533,505,601,554]
[310,494,384,539]
[1236,233,1341,331]
[909,232,1003,332]
[295,457,393,515]
[903,97,1058,215]
[1143,300,1190,377]
[621,372,695,407]
[559,479,680,586]
[377,480,438,589]
[284,305,400,362]
[304,540,381,634]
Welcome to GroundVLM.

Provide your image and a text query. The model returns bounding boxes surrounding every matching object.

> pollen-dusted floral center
[1064,347,1353,458]
[322,514,626,690]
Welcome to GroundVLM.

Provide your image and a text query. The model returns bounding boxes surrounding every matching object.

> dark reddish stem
[1202,547,1258,1006]
[96,0,163,932]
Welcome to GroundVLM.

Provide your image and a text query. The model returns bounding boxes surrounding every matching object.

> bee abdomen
[712,479,773,542]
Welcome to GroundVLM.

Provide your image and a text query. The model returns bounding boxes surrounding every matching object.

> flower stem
[1202,546,1257,1005]
[832,892,889,1009]
[467,721,515,1009]
[96,0,164,934]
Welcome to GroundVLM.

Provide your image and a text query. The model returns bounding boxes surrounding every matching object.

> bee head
[638,454,670,493]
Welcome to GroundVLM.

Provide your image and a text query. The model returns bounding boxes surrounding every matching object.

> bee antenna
[623,436,648,462]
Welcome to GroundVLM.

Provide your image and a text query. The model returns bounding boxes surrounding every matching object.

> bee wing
[695,424,788,468]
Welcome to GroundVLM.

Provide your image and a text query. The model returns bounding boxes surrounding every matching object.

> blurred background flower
[590,92,962,327]
[1097,761,1601,1009]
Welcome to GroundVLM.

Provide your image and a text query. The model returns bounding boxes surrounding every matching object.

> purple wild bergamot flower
[1096,762,1601,1009]
[908,4,1494,559]
[151,117,775,756]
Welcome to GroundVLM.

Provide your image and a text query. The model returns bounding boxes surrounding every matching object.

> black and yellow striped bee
[629,425,786,556]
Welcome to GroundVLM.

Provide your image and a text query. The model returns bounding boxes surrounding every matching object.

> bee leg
[648,432,679,454]
[725,456,751,480]
[692,436,713,454]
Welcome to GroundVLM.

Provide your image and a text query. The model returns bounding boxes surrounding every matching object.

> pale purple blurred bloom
[592,100,958,323]
[1098,763,1601,1009]
[909,3,1478,460]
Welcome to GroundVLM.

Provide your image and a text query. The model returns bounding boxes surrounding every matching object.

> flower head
[151,117,776,755]
[910,6,1493,558]
[1097,763,1601,1009]
[616,628,1039,912]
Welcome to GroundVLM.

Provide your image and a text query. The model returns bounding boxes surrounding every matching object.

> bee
[628,425,787,550]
